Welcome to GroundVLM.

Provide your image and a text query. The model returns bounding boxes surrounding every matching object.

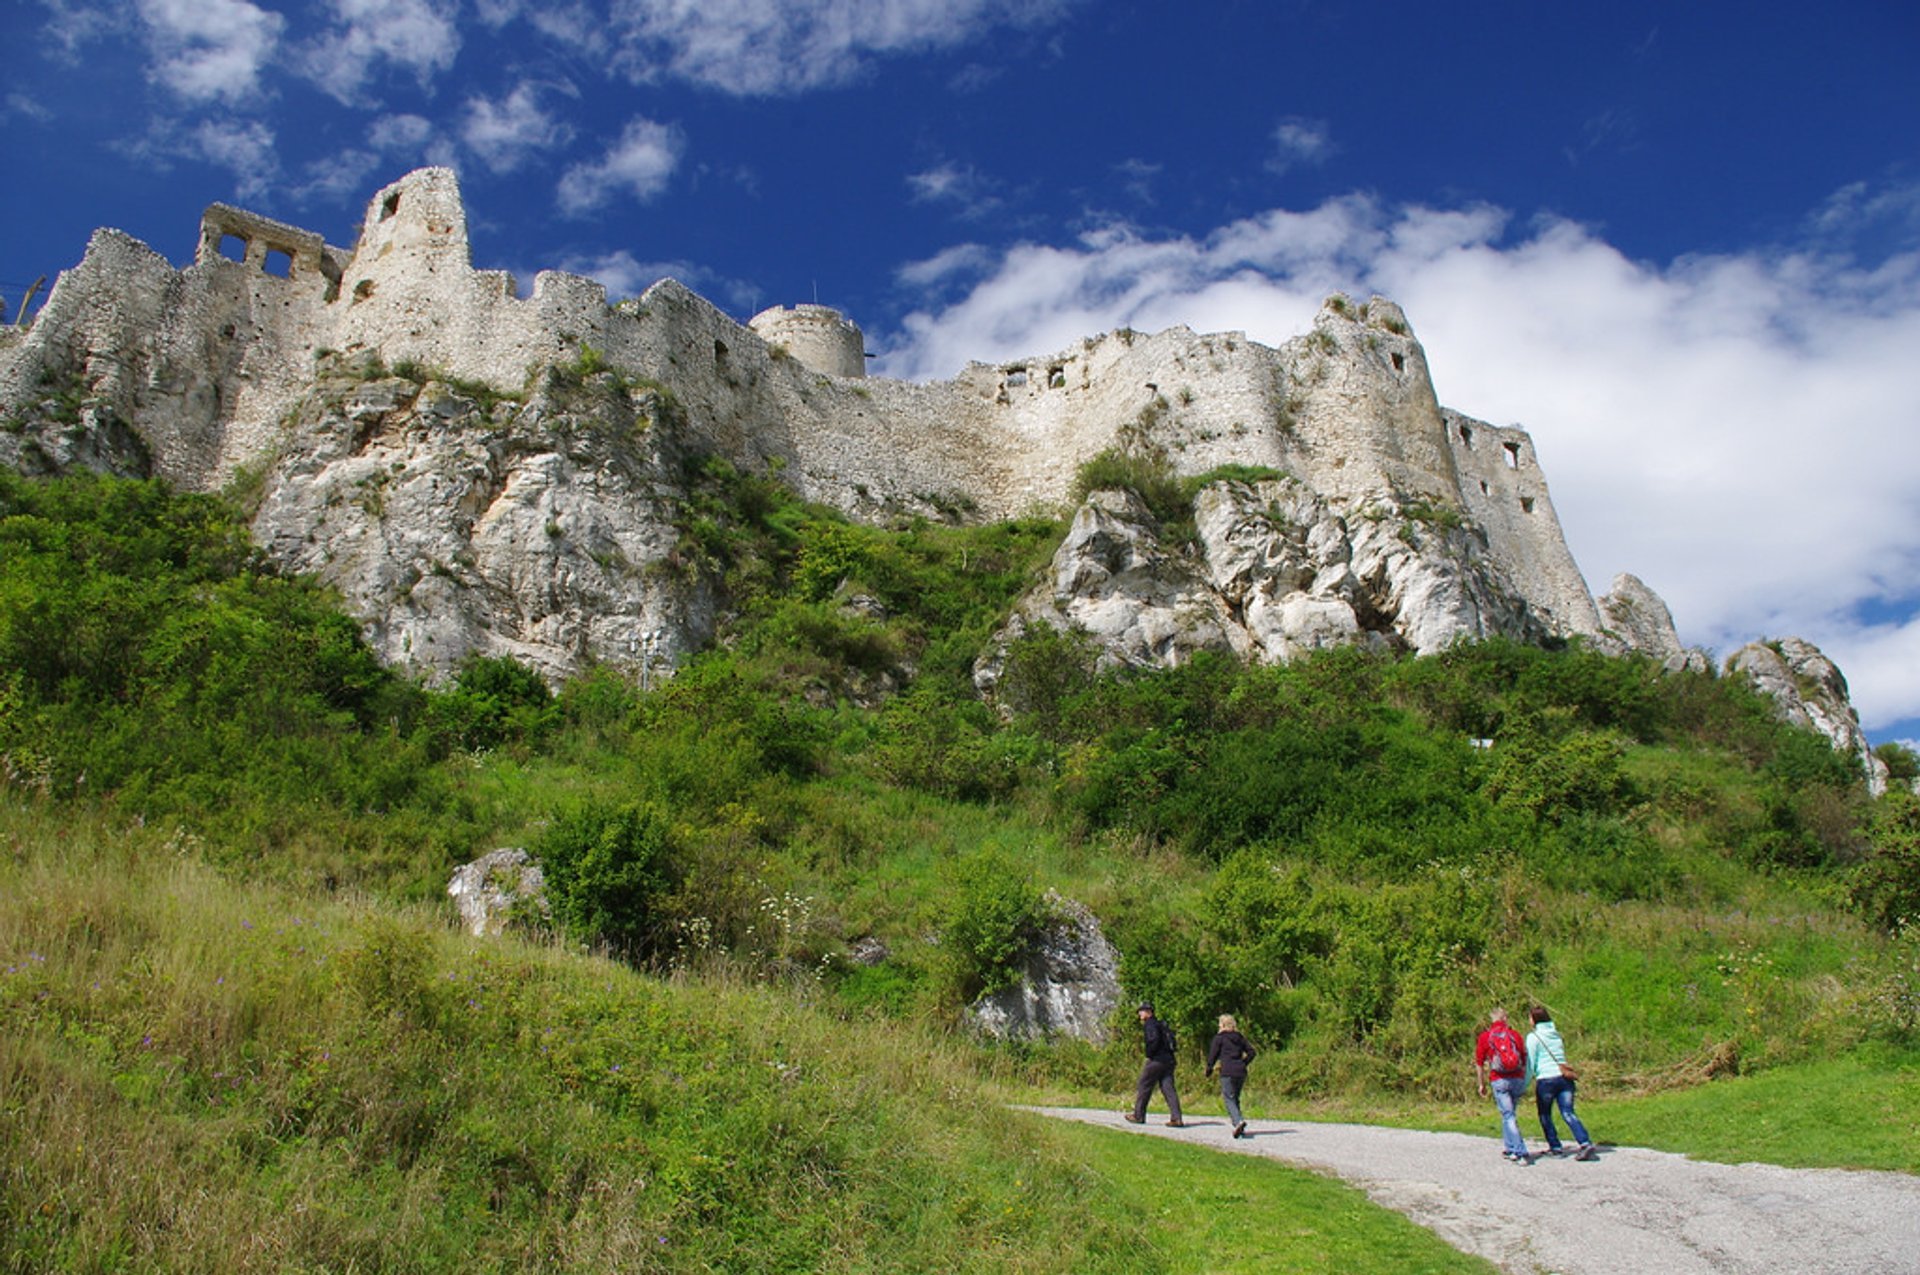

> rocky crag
[0,169,1883,786]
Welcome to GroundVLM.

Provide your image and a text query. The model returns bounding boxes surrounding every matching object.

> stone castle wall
[0,167,1607,642]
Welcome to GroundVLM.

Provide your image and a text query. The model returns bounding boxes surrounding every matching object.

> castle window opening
[1458,423,1473,446]
[264,248,293,278]
[381,192,401,221]
[714,338,729,365]
[1005,368,1028,389]
[1520,496,1536,514]
[1391,352,1405,372]
[1048,366,1066,388]
[353,279,375,302]
[218,234,248,263]
[1479,479,1489,494]
[1503,441,1521,469]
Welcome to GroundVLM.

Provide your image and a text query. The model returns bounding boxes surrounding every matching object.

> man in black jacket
[1125,1002,1185,1127]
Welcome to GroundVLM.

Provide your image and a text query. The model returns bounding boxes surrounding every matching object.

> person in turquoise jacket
[1526,1005,1597,1160]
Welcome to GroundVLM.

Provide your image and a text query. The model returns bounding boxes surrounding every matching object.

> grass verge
[1035,1119,1496,1274]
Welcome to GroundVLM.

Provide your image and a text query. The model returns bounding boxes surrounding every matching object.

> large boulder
[968,893,1123,1043]
[447,847,551,936]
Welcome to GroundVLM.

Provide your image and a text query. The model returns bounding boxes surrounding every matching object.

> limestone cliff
[0,167,1885,789]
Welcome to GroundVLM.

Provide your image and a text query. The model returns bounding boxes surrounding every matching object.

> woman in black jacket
[1205,1014,1257,1138]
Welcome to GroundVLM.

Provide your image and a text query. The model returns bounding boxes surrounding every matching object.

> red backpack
[1486,1024,1524,1073]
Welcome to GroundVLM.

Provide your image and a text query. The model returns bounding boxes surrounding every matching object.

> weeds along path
[1023,1107,1920,1274]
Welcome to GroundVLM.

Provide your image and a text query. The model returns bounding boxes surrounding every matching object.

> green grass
[1162,1047,1920,1176]
[1594,1048,1920,1172]
[1037,1120,1496,1274]
[0,800,1172,1273]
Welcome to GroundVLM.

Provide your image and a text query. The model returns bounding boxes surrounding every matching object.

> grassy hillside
[0,801,1495,1273]
[3,465,1918,1265]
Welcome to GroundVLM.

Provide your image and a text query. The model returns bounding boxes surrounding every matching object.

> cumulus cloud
[604,0,1080,95]
[557,117,684,214]
[136,0,284,104]
[878,187,1920,729]
[461,83,572,173]
[300,0,461,102]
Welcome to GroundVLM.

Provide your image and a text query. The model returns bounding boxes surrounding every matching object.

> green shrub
[1852,793,1920,931]
[536,800,679,958]
[941,848,1047,1000]
[421,653,555,754]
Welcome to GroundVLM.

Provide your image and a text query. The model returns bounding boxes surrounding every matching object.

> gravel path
[1023,1107,1920,1274]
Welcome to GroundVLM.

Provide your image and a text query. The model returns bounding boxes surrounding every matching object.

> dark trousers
[1133,1059,1183,1121]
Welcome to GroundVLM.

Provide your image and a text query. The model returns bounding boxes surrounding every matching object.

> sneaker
[1166,1118,1185,1127]
[1233,1122,1247,1139]
[1123,1114,1145,1124]
[1575,1143,1598,1161]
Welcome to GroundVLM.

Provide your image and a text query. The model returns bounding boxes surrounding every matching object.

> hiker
[1204,1013,1257,1138]
[1125,1002,1184,1127]
[1474,1006,1531,1163]
[1526,1005,1597,1160]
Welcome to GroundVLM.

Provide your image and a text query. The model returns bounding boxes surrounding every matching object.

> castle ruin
[0,167,1613,658]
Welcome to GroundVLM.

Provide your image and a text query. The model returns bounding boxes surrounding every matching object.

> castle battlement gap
[0,167,1606,645]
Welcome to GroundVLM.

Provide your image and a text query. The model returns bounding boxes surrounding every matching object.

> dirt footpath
[1024,1107,1920,1274]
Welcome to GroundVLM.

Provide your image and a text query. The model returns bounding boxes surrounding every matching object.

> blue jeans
[1217,1073,1245,1127]
[1490,1076,1528,1156]
[1534,1076,1591,1150]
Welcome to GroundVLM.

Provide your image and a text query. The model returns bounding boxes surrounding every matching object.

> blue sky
[5,1,1919,741]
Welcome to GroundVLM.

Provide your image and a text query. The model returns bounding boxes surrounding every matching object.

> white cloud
[896,242,994,288]
[1267,116,1334,175]
[461,83,571,173]
[368,112,434,153]
[293,148,383,203]
[39,0,116,59]
[189,118,280,199]
[558,249,682,299]
[878,187,1920,729]
[604,0,1079,95]
[137,0,284,104]
[4,93,54,124]
[300,0,461,102]
[906,161,1004,219]
[557,117,684,214]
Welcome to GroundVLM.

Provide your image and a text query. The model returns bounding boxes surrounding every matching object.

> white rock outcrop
[979,477,1552,685]
[1727,637,1884,795]
[967,893,1123,1043]
[447,847,550,937]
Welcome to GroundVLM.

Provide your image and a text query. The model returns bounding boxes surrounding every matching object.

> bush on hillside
[940,847,1048,1000]
[536,800,679,958]
[1852,793,1920,932]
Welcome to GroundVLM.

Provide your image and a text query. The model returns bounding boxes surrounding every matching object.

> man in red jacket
[1475,1007,1531,1163]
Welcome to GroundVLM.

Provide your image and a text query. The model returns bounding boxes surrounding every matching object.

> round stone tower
[748,304,867,378]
